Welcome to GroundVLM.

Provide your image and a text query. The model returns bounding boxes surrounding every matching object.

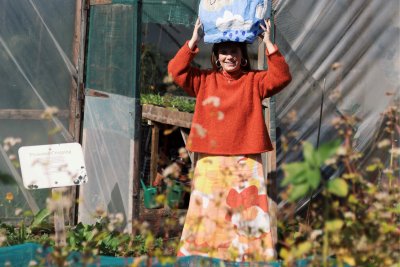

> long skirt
[177,154,276,262]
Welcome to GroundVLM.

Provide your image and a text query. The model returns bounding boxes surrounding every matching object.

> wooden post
[131,0,143,225]
[149,121,160,186]
[65,0,88,226]
[268,11,278,201]
[259,14,278,202]
[258,36,278,247]
[258,39,270,185]
[69,0,85,148]
[52,188,67,247]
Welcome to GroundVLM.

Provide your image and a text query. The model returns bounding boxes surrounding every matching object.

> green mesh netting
[85,4,136,96]
[142,0,199,26]
[85,0,199,96]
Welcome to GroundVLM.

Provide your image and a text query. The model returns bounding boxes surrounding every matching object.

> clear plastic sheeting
[0,0,78,217]
[79,91,138,230]
[272,0,399,207]
[0,0,76,110]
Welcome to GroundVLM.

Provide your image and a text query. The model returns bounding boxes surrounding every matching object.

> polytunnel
[0,0,398,228]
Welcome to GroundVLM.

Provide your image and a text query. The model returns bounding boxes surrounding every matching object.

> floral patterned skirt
[177,154,276,262]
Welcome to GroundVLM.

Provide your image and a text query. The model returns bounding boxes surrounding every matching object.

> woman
[168,18,291,262]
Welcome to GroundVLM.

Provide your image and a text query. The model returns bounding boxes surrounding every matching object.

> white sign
[18,143,88,189]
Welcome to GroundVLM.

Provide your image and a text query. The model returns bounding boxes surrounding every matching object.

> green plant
[281,139,342,202]
[141,93,196,113]
[0,208,51,246]
[278,106,400,266]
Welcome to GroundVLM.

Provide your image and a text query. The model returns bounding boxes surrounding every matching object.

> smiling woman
[211,42,250,73]
[167,17,291,262]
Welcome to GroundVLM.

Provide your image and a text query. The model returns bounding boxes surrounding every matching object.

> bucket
[199,0,272,43]
[166,180,184,208]
[140,179,161,209]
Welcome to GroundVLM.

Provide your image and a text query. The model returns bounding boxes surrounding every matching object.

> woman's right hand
[188,18,203,50]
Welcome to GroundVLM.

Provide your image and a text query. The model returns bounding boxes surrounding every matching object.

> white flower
[40,106,59,119]
[179,215,186,225]
[329,88,342,102]
[310,229,323,240]
[178,147,189,159]
[192,123,207,138]
[46,197,57,212]
[377,139,391,148]
[163,163,181,179]
[336,146,347,156]
[115,213,124,224]
[344,212,355,220]
[382,168,393,174]
[217,111,224,121]
[389,147,400,156]
[15,208,23,216]
[202,96,220,107]
[3,144,10,152]
[325,158,337,166]
[0,234,6,245]
[3,137,22,147]
[107,224,115,232]
[331,62,342,70]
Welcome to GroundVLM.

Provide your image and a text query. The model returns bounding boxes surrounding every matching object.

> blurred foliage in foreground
[0,99,398,267]
[277,103,399,267]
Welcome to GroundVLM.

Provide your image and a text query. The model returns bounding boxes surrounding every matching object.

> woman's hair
[210,42,252,71]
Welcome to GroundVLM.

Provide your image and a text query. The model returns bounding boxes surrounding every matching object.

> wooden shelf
[142,104,193,129]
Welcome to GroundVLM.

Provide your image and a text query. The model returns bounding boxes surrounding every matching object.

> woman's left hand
[260,19,277,54]
[260,19,272,45]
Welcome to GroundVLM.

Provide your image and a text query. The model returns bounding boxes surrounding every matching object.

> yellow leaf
[295,241,312,257]
[279,248,289,260]
[325,219,344,232]
[163,126,178,135]
[155,194,165,204]
[293,231,302,239]
[342,255,356,266]
[145,234,154,247]
[348,194,358,204]
[327,178,348,197]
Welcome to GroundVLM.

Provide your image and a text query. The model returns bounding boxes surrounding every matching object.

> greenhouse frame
[0,0,398,261]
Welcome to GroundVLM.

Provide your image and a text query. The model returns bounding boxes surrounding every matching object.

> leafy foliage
[0,94,398,266]
[0,209,170,263]
[278,106,399,266]
[282,140,342,201]
[0,208,52,246]
[141,93,195,113]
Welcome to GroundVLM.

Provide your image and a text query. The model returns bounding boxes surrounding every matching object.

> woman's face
[218,45,243,73]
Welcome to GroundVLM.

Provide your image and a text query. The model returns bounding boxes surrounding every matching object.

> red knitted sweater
[168,42,292,155]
